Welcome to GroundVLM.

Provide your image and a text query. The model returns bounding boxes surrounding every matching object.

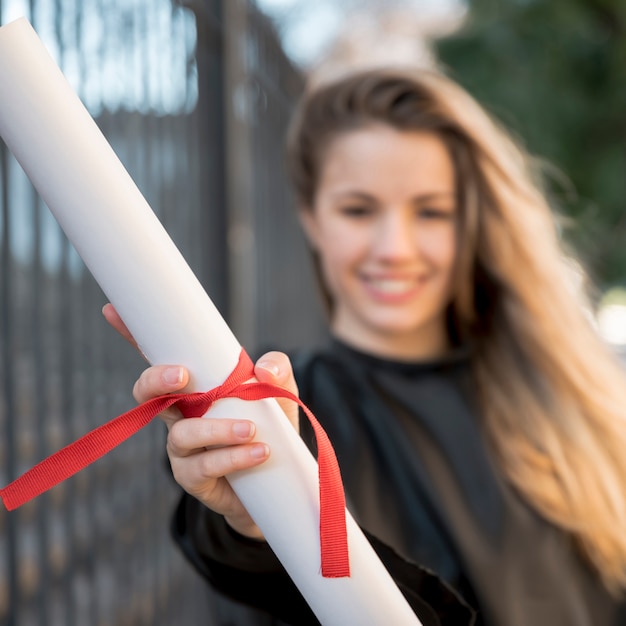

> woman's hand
[102,303,300,539]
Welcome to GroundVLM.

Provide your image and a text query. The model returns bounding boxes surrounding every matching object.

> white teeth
[367,278,416,294]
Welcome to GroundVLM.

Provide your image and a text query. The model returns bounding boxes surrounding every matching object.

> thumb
[254,352,300,432]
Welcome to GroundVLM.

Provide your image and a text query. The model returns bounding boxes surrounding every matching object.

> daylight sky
[254,0,466,67]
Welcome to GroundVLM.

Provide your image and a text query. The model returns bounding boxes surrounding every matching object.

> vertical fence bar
[27,9,54,626]
[224,0,257,348]
[59,240,76,626]
[184,0,229,315]
[32,147,52,626]
[0,79,18,626]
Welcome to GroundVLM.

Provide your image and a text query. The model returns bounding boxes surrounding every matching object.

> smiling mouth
[364,277,424,296]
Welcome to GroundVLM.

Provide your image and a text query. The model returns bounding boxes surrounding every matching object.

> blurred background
[0,0,624,624]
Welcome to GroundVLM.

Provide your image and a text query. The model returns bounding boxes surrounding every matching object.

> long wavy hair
[286,67,626,594]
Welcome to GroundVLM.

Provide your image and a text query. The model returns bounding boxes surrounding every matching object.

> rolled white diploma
[0,17,422,626]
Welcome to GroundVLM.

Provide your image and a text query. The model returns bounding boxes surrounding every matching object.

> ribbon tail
[234,382,351,578]
[0,395,177,511]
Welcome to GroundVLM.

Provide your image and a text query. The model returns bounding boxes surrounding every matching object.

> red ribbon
[0,349,350,578]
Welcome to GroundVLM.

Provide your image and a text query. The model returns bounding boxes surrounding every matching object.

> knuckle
[197,450,219,478]
[206,446,243,475]
[203,418,220,440]
[228,446,242,468]
[167,421,187,451]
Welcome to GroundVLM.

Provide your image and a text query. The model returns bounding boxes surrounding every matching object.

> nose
[372,208,416,262]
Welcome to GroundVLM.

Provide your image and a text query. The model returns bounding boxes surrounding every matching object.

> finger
[167,417,258,458]
[172,440,270,485]
[133,364,189,402]
[102,303,140,352]
[133,364,190,427]
[254,351,300,430]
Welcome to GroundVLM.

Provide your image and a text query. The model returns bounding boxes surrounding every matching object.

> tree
[436,0,626,288]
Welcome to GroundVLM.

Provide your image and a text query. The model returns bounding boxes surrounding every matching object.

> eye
[417,206,455,220]
[339,205,374,218]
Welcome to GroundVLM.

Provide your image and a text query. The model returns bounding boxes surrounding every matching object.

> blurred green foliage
[436,0,626,288]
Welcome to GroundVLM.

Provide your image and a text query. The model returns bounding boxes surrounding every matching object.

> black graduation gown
[171,338,626,625]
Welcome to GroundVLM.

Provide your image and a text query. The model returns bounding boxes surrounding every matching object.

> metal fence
[0,0,318,624]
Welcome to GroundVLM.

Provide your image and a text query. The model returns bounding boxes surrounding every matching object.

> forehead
[317,125,456,199]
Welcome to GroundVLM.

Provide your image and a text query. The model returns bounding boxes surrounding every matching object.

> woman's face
[301,125,458,360]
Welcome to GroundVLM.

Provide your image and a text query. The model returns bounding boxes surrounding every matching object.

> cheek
[419,229,457,272]
[317,227,367,282]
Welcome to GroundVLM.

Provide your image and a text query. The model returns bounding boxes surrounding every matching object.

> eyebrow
[330,190,456,202]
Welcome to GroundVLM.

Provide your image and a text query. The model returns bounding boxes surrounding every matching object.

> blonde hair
[287,67,626,593]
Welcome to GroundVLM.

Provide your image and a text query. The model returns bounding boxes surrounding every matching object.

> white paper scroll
[0,17,422,625]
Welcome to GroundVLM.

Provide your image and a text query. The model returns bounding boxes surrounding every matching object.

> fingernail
[163,367,184,386]
[232,421,254,438]
[249,443,269,459]
[256,360,280,378]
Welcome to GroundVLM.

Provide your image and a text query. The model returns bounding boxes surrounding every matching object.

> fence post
[223,0,258,349]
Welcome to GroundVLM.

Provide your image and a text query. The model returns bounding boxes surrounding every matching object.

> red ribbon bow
[0,349,350,578]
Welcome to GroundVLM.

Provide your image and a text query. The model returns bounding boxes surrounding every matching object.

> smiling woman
[299,126,457,360]
[110,66,626,626]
